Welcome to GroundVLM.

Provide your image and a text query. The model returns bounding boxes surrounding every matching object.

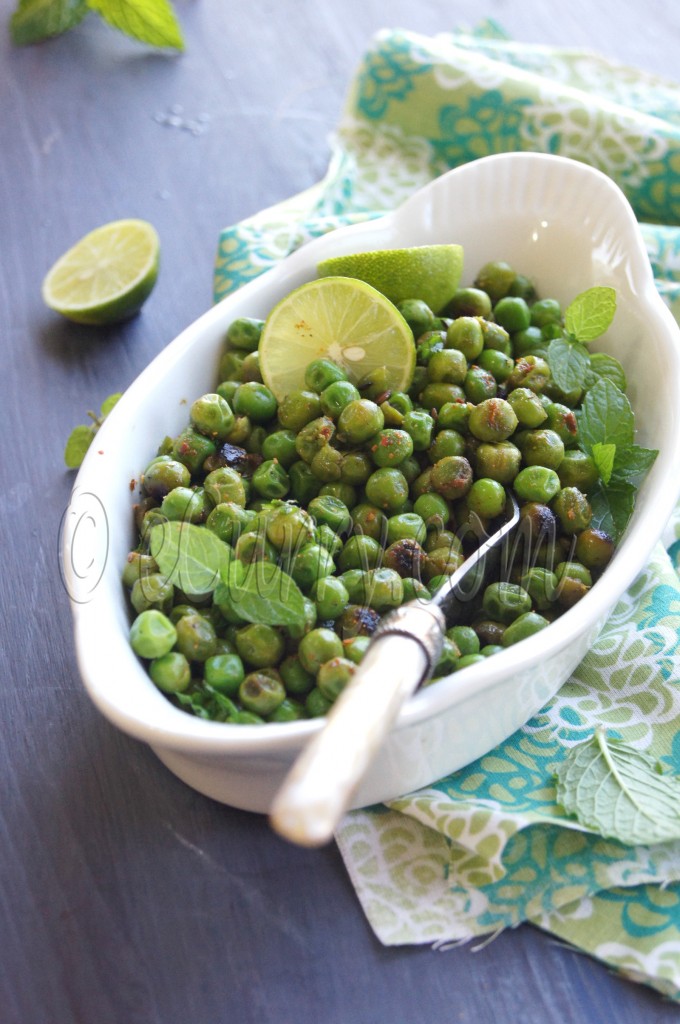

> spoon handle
[269,603,445,848]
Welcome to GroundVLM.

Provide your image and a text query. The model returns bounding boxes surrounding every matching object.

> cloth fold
[214,22,680,1002]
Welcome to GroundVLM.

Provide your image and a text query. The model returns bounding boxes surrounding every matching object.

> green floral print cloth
[214,22,680,1002]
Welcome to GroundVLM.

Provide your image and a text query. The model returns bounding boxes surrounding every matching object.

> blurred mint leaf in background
[10,0,184,49]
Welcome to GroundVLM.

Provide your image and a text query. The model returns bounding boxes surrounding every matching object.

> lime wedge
[42,219,160,325]
[258,276,415,400]
[316,244,464,314]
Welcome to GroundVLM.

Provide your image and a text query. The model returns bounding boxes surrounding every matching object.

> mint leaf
[565,286,616,343]
[149,521,233,595]
[88,0,184,49]
[611,444,658,485]
[100,392,122,417]
[555,728,680,846]
[546,337,590,392]
[577,377,634,453]
[215,560,306,628]
[589,351,627,392]
[591,441,616,485]
[64,424,95,468]
[10,0,88,44]
[588,479,636,541]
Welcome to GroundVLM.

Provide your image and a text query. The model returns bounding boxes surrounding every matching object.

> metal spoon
[269,493,520,847]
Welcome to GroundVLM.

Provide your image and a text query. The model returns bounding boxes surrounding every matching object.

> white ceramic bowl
[62,153,680,814]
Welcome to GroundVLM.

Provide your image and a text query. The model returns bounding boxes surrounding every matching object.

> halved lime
[258,276,416,401]
[42,219,160,325]
[316,244,464,314]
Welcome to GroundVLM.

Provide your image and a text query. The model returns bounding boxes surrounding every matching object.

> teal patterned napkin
[214,23,680,1001]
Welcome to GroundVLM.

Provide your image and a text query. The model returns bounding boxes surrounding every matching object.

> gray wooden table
[2,1,680,1020]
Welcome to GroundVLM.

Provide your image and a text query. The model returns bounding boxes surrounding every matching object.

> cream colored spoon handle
[269,603,445,848]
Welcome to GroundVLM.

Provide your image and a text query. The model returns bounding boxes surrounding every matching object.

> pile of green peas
[123,259,616,724]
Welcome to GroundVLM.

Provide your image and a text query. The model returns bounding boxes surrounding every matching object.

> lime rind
[316,244,463,314]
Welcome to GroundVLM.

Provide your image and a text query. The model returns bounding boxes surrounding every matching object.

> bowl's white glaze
[62,154,680,813]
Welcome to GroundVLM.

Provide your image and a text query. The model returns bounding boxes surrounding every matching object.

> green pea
[288,460,323,504]
[226,316,264,352]
[481,320,512,355]
[311,576,350,620]
[474,260,516,302]
[519,429,565,470]
[315,523,343,557]
[310,445,344,482]
[264,503,315,550]
[320,380,361,418]
[468,398,518,443]
[171,427,217,475]
[552,486,592,534]
[480,644,505,657]
[204,653,245,695]
[557,450,599,491]
[464,366,497,403]
[350,503,388,542]
[340,450,373,486]
[319,482,357,508]
[474,441,522,484]
[142,458,191,500]
[239,672,286,715]
[467,477,506,519]
[235,623,285,668]
[433,637,460,677]
[413,492,450,530]
[420,382,466,411]
[455,654,487,670]
[204,466,247,507]
[337,399,384,444]
[342,635,370,665]
[512,326,547,358]
[295,416,335,463]
[290,543,335,589]
[279,655,315,695]
[443,287,492,319]
[218,349,245,382]
[369,429,414,467]
[338,534,382,572]
[278,390,322,431]
[234,530,277,565]
[431,455,473,501]
[305,358,348,392]
[575,527,615,568]
[446,625,480,657]
[216,379,240,404]
[426,348,468,384]
[160,486,211,524]
[506,355,551,394]
[190,393,236,440]
[305,687,333,718]
[482,582,532,624]
[501,612,550,647]
[308,495,352,534]
[477,348,514,383]
[129,610,177,660]
[174,613,217,662]
[251,459,290,499]
[437,401,471,433]
[261,429,299,468]
[365,467,410,512]
[416,330,446,365]
[130,573,174,615]
[383,539,424,579]
[513,466,561,503]
[519,567,558,610]
[386,512,427,545]
[239,352,263,383]
[507,387,548,428]
[544,402,579,447]
[402,409,434,451]
[493,295,530,333]
[397,298,435,338]
[401,577,431,603]
[268,698,307,722]
[530,297,562,328]
[149,651,191,693]
[298,628,344,675]
[285,597,318,641]
[121,551,159,589]
[446,316,484,360]
[317,657,356,701]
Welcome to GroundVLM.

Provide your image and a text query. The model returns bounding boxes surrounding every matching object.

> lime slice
[42,219,160,325]
[259,276,415,400]
[316,244,464,314]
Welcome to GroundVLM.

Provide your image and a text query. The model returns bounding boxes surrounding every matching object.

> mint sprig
[10,0,184,49]
[546,286,617,393]
[555,728,680,847]
[576,377,658,540]
[64,392,121,468]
